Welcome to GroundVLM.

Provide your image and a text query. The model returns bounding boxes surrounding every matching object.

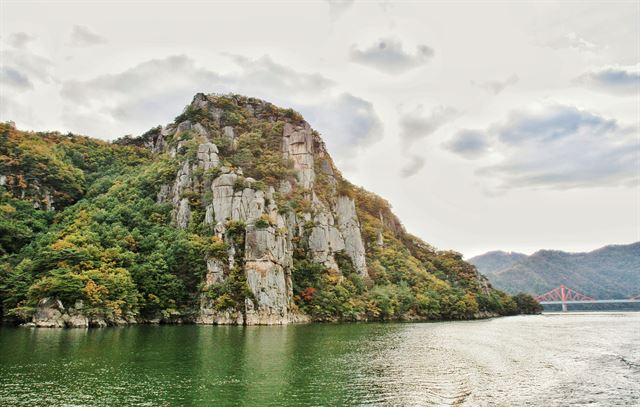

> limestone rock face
[155,94,369,325]
[32,297,66,328]
[193,123,209,138]
[67,313,89,328]
[197,143,219,170]
[175,198,191,229]
[197,308,243,325]
[308,208,344,271]
[172,161,192,205]
[335,196,368,277]
[210,173,237,224]
[205,257,225,286]
[282,123,315,188]
[164,141,222,229]
[31,298,90,328]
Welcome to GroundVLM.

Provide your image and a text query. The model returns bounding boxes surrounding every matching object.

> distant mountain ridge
[469,243,640,299]
[469,251,528,275]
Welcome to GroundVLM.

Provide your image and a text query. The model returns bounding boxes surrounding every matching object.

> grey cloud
[445,129,489,159]
[7,32,35,49]
[62,55,220,105]
[59,54,382,164]
[60,54,335,135]
[400,155,425,177]
[576,66,640,96]
[449,104,638,189]
[396,105,457,177]
[349,37,434,74]
[0,47,52,127]
[472,75,519,95]
[61,55,223,135]
[0,94,36,126]
[0,66,33,90]
[1,49,53,87]
[225,54,335,98]
[399,105,458,148]
[302,93,383,160]
[70,25,107,47]
[326,0,355,19]
[494,105,616,145]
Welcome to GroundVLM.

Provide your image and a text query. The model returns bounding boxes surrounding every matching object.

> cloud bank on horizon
[1,1,638,257]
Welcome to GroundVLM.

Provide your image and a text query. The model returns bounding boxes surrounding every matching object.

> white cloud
[349,37,434,74]
[472,75,519,95]
[397,105,458,176]
[223,54,335,98]
[545,32,598,52]
[1,49,54,84]
[325,0,355,20]
[70,25,107,47]
[400,155,425,177]
[399,105,458,147]
[6,32,35,49]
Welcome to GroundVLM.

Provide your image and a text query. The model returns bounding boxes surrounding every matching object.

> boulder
[32,298,66,328]
[66,313,89,328]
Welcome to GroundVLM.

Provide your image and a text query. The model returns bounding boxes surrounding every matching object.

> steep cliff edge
[0,94,527,326]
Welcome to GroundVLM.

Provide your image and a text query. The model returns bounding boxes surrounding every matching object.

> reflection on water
[1,313,638,406]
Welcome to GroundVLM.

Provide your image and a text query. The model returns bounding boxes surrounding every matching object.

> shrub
[254,215,271,229]
[514,293,542,314]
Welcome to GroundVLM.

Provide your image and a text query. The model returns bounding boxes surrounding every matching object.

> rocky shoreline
[16,297,500,328]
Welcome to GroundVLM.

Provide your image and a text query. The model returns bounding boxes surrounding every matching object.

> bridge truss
[535,285,640,311]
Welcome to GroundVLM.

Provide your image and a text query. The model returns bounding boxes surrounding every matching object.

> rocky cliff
[0,94,523,327]
[144,94,382,324]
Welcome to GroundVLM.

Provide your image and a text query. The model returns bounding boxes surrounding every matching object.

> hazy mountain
[469,243,640,298]
[468,251,528,275]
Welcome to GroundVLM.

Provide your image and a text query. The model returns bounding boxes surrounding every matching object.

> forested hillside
[0,94,538,327]
[469,251,528,275]
[469,243,640,299]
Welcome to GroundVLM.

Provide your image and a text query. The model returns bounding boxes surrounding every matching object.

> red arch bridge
[535,285,640,311]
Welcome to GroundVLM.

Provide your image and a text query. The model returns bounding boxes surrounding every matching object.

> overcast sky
[1,0,639,257]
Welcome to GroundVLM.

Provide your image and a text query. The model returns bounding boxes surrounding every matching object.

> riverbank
[6,296,504,328]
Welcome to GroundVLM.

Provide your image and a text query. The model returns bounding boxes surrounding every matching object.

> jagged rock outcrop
[282,122,315,188]
[153,94,372,325]
[335,196,368,276]
[31,297,66,328]
[308,206,345,271]
[29,298,91,328]
[197,142,219,170]
[244,224,294,324]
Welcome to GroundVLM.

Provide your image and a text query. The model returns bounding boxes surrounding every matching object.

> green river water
[1,313,638,406]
